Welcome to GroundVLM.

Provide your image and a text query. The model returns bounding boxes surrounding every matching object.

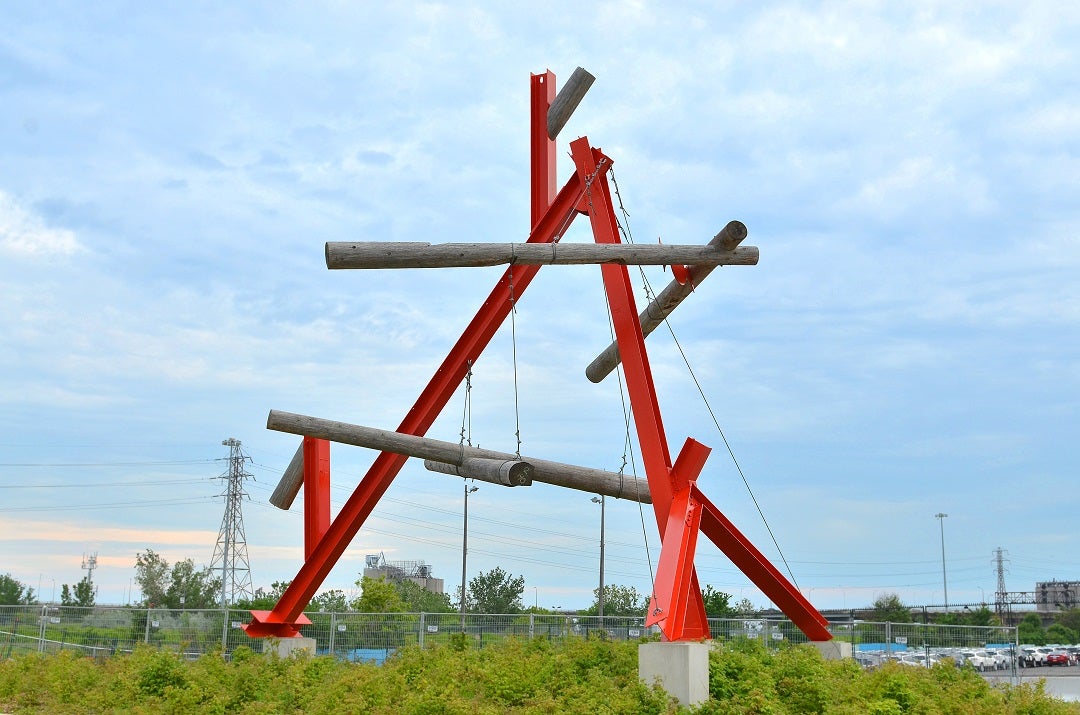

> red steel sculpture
[245,69,833,644]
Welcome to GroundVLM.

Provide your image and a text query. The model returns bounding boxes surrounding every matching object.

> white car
[960,650,995,671]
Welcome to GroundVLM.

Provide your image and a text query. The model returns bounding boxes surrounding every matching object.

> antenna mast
[211,438,255,607]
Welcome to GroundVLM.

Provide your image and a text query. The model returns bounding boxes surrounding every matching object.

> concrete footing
[639,641,710,706]
[264,636,316,658]
[811,639,852,661]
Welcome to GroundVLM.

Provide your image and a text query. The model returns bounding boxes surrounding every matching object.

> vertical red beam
[302,437,330,561]
[530,70,557,228]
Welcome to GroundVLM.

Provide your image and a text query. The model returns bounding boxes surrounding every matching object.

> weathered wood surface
[586,220,749,383]
[266,409,651,503]
[423,457,535,487]
[547,66,595,140]
[269,444,306,510]
[325,241,758,270]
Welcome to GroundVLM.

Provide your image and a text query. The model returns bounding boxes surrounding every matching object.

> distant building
[363,553,444,594]
[1036,580,1080,613]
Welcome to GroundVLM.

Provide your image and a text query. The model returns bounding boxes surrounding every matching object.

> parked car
[960,650,995,671]
[1046,650,1070,666]
[1019,647,1040,667]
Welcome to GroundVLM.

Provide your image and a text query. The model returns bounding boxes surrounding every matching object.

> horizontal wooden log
[547,66,595,140]
[266,409,651,503]
[423,458,535,487]
[269,444,305,510]
[586,221,749,383]
[325,241,758,270]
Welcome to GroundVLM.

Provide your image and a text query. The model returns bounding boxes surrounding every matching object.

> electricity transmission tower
[993,547,1009,621]
[210,438,255,607]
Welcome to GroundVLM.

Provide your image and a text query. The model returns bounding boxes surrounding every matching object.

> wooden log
[586,221,749,383]
[266,409,651,503]
[269,444,305,510]
[423,458,535,487]
[325,241,758,270]
[547,66,595,140]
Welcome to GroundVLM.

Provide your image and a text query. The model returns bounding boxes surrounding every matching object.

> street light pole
[935,512,948,612]
[460,483,478,632]
[591,495,606,618]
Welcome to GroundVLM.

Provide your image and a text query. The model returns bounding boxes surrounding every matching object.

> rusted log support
[423,458,535,487]
[325,241,758,270]
[266,409,651,503]
[586,220,749,383]
[547,66,595,140]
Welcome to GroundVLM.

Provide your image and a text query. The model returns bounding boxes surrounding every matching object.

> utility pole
[460,483,478,632]
[935,513,948,612]
[211,438,255,609]
[591,495,606,618]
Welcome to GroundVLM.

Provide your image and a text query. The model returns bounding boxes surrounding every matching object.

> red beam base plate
[243,610,313,639]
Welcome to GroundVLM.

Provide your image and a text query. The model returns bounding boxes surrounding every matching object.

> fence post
[328,612,337,654]
[885,621,892,657]
[418,613,425,648]
[529,613,534,639]
[144,608,151,644]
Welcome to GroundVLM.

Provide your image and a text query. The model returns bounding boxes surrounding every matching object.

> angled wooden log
[325,241,758,270]
[586,220,748,383]
[269,444,306,510]
[423,457,535,487]
[266,409,651,503]
[547,66,595,140]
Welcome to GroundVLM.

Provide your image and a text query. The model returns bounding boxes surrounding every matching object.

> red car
[1046,651,1070,666]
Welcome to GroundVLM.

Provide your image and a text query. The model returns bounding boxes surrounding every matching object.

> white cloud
[0,191,82,257]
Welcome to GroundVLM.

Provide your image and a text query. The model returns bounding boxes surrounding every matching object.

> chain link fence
[0,605,1017,679]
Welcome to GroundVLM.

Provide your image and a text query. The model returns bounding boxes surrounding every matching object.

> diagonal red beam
[646,486,703,634]
[647,438,711,639]
[250,174,587,635]
[570,137,712,640]
[693,485,833,641]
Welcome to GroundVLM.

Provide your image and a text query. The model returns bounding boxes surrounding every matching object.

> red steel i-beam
[247,139,587,638]
[302,437,330,560]
[530,70,557,227]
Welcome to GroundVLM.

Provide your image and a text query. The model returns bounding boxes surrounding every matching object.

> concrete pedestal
[639,641,710,706]
[264,636,316,659]
[811,639,852,661]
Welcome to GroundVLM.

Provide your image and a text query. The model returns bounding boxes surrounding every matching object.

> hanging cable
[507,252,523,458]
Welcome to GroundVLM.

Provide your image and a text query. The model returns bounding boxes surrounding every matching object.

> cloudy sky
[2,2,1076,617]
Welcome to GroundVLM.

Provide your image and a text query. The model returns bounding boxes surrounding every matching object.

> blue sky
[1,2,1076,614]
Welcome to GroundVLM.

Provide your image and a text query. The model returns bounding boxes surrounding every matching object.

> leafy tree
[0,573,35,605]
[310,589,350,612]
[133,549,220,609]
[60,577,95,607]
[234,580,292,611]
[396,579,453,613]
[701,585,735,617]
[351,576,403,613]
[1018,612,1046,645]
[1054,607,1080,635]
[1046,623,1076,644]
[582,585,646,616]
[958,605,996,626]
[465,567,525,614]
[733,598,757,617]
[871,592,912,623]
